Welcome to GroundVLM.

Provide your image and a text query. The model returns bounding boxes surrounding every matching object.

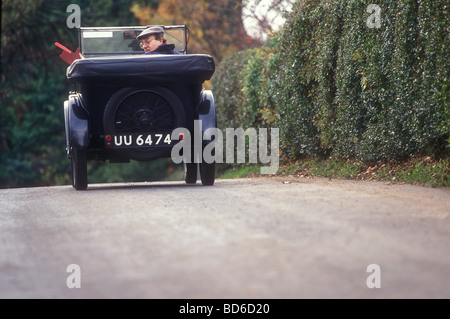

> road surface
[0,176,449,298]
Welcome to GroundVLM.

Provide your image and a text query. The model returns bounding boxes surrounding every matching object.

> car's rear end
[63,26,216,190]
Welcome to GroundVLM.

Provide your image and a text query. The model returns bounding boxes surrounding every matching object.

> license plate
[105,132,174,149]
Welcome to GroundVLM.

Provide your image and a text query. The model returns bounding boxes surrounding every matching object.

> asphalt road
[0,176,449,299]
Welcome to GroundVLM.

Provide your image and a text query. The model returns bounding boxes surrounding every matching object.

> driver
[137,26,180,54]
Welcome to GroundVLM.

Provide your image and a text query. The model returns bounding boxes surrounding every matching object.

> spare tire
[103,87,186,161]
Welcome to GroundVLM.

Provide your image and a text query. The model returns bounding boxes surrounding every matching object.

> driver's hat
[137,26,164,40]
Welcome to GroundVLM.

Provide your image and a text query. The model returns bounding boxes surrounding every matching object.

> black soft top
[67,54,215,86]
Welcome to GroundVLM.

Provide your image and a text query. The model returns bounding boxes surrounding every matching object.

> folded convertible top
[67,54,215,86]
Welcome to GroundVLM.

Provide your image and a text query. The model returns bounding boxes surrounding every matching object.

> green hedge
[211,0,449,163]
[213,43,278,130]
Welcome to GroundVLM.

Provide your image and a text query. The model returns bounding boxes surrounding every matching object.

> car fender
[197,90,216,143]
[64,94,89,154]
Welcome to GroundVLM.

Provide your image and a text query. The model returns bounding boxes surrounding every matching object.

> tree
[242,0,294,40]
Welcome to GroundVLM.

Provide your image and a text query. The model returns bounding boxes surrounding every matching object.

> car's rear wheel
[184,162,198,184]
[103,87,186,161]
[199,160,215,186]
[71,149,87,190]
[200,141,215,186]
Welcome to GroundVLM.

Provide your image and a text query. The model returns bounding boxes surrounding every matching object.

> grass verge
[217,156,450,188]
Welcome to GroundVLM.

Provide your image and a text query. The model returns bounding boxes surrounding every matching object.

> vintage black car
[63,25,216,190]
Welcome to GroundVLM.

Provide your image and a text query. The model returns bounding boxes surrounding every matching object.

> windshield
[79,25,187,57]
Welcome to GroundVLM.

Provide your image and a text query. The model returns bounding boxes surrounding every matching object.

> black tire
[71,149,87,190]
[199,160,215,186]
[184,162,198,184]
[103,87,186,161]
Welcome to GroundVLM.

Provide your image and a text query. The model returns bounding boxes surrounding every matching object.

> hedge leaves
[212,0,449,163]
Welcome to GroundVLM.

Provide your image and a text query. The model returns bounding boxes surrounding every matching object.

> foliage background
[212,0,449,165]
[1,0,448,188]
[0,0,163,188]
[0,0,258,188]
